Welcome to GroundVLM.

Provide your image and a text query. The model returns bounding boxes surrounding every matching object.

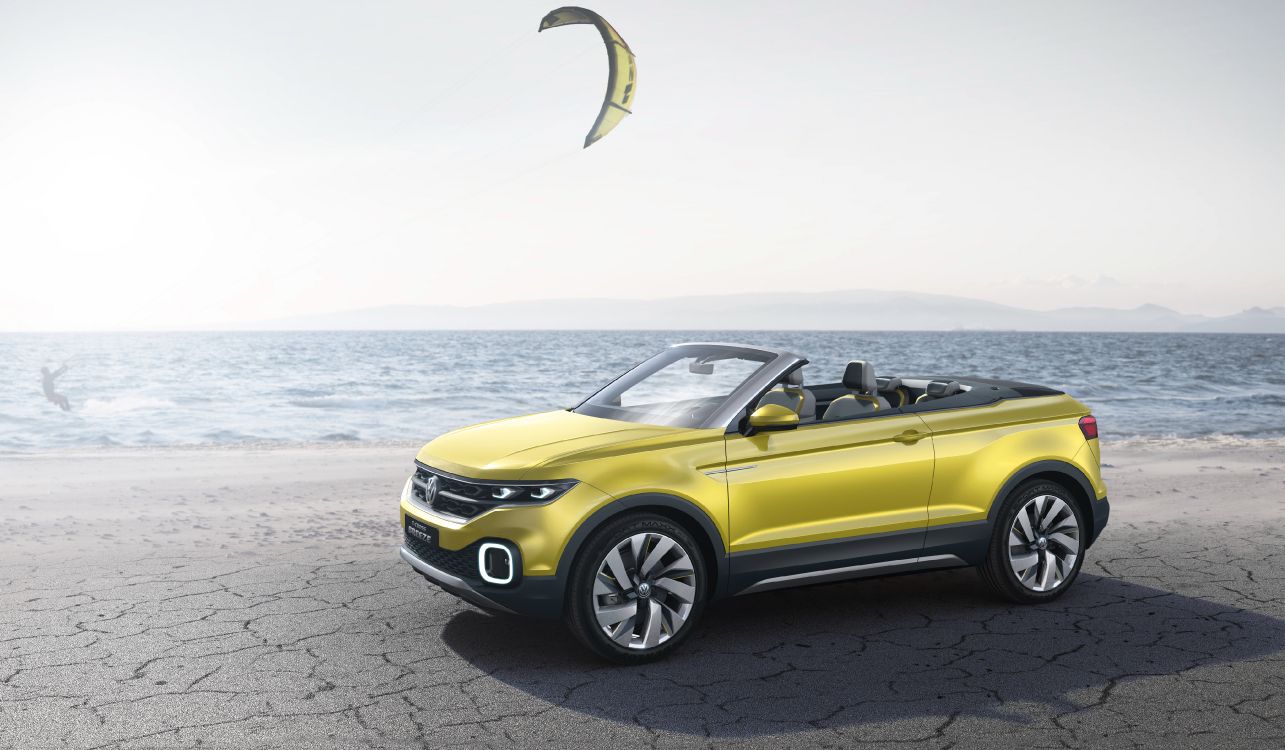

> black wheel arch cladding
[557,492,730,600]
[987,460,1104,547]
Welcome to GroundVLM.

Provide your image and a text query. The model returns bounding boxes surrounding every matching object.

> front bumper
[399,478,611,577]
[396,469,613,618]
[399,543,565,619]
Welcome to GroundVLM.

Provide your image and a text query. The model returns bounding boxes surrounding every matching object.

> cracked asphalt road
[2,442,1284,749]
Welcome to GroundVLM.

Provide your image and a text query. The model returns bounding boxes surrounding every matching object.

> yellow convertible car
[399,343,1108,662]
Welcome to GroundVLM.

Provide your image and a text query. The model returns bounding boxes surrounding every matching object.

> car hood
[416,410,701,480]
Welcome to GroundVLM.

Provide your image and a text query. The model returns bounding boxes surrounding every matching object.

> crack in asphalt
[6,454,1285,749]
[8,536,1285,750]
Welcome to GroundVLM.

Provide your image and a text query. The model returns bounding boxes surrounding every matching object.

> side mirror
[748,403,799,431]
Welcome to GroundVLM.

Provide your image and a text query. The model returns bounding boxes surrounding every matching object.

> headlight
[487,480,578,505]
[405,464,579,518]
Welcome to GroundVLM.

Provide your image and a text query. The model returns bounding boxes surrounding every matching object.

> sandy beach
[2,439,1284,749]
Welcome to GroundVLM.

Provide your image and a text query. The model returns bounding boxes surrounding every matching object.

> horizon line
[2,328,1280,335]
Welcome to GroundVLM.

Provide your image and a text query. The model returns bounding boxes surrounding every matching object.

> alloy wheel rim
[1007,494,1081,592]
[592,532,696,649]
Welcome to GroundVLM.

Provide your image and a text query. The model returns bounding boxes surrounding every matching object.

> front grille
[404,529,483,581]
[411,463,504,520]
[432,494,486,520]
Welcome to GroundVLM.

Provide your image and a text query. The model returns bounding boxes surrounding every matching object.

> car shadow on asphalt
[439,569,1285,736]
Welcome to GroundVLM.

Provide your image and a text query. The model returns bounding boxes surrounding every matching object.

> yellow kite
[539,7,636,148]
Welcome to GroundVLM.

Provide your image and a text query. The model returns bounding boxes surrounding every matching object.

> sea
[0,331,1281,453]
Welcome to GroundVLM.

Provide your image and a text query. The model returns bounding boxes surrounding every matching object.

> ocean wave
[81,395,178,415]
[286,394,455,410]
[1106,434,1285,449]
[1084,390,1285,408]
[280,387,334,398]
[201,429,261,443]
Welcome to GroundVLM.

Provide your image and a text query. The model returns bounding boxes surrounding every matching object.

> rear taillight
[1079,415,1098,440]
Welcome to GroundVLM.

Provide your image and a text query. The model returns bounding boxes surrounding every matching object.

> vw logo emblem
[423,476,438,503]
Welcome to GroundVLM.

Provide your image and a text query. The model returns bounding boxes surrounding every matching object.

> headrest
[783,368,804,387]
[925,380,962,398]
[842,361,876,394]
[876,376,902,392]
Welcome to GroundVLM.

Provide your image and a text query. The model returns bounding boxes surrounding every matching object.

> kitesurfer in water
[41,364,71,411]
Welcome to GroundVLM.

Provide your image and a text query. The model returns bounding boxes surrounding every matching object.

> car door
[722,412,935,594]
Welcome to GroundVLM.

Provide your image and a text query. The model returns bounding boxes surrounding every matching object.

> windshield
[573,345,775,429]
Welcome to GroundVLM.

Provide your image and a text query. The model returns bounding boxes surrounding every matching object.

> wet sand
[2,440,1284,749]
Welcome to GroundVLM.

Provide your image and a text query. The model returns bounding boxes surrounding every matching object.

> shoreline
[2,438,1281,565]
[2,433,1283,460]
[0,438,426,460]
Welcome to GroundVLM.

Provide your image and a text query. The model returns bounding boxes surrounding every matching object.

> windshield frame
[572,342,806,431]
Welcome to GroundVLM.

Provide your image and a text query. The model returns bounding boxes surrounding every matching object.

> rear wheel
[565,513,706,664]
[981,480,1085,603]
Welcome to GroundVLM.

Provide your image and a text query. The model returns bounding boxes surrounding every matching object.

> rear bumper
[399,545,564,619]
[1089,495,1110,546]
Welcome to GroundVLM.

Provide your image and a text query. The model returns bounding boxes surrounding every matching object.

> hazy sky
[2,1,1283,330]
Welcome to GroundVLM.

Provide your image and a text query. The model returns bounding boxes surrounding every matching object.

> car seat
[914,379,962,404]
[876,376,909,408]
[757,368,816,421]
[823,361,889,420]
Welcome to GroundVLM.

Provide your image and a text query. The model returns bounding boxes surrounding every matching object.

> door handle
[892,430,923,444]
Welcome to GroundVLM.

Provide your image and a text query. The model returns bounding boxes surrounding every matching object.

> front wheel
[981,480,1086,603]
[565,513,707,663]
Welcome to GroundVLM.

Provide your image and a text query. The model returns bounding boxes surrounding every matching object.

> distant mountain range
[253,290,1285,333]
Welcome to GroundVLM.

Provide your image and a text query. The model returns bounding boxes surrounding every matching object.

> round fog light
[478,543,515,585]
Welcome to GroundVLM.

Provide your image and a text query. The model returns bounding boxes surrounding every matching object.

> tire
[565,513,707,664]
[980,480,1086,604]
